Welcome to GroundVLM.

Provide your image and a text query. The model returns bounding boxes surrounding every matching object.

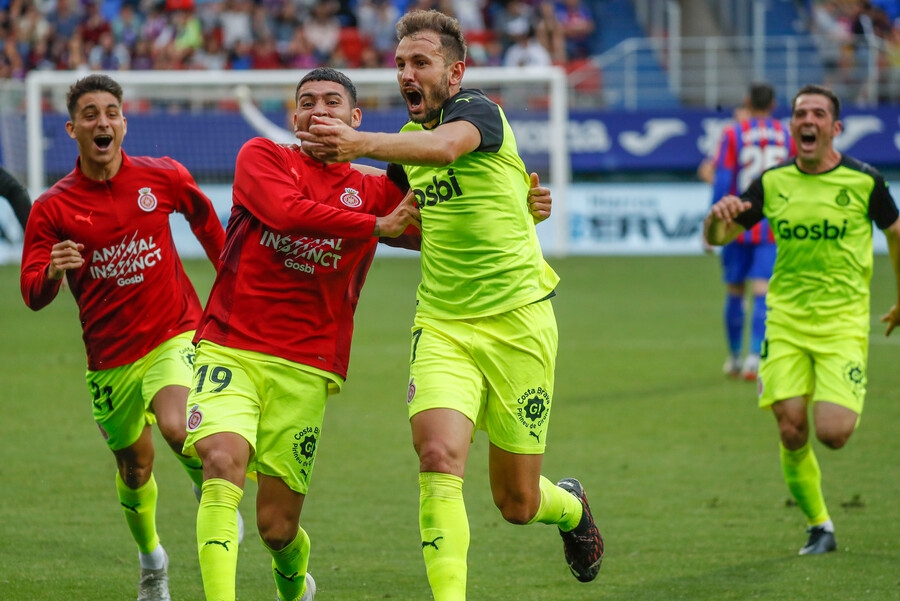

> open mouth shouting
[797,128,818,153]
[403,86,424,115]
[94,134,114,152]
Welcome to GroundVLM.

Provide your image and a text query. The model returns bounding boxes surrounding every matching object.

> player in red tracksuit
[182,67,419,601]
[20,74,225,601]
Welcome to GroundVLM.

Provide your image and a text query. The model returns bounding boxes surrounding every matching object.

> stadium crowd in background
[0,0,597,79]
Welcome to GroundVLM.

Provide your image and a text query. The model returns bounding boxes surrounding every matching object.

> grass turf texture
[1,255,899,600]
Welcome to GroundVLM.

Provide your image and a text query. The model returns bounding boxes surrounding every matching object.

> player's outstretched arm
[704,195,750,246]
[879,218,900,336]
[300,116,479,167]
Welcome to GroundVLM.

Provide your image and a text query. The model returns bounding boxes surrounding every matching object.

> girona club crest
[137,187,158,212]
[340,187,362,208]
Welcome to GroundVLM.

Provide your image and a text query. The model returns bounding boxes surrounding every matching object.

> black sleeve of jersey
[0,166,31,230]
[386,162,410,193]
[867,173,899,230]
[734,176,765,230]
[441,91,504,153]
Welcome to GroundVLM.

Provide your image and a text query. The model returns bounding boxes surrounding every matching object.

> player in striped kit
[712,82,796,381]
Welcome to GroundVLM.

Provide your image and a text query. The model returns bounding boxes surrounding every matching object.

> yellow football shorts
[86,331,196,452]
[183,341,340,494]
[758,323,868,414]
[407,299,558,455]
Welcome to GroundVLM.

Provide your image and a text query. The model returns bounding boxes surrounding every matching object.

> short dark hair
[791,84,841,119]
[748,82,775,111]
[296,67,358,107]
[396,10,467,64]
[66,74,123,119]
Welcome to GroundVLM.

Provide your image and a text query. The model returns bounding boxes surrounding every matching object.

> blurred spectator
[811,0,855,88]
[852,0,892,38]
[303,0,340,64]
[88,28,130,69]
[26,36,57,70]
[250,34,280,67]
[64,31,88,70]
[190,32,226,68]
[81,0,112,47]
[357,0,398,65]
[15,2,50,60]
[218,0,253,50]
[502,19,550,66]
[111,3,144,48]
[271,0,300,47]
[1,37,25,79]
[48,0,84,42]
[169,8,204,64]
[140,3,170,45]
[250,2,274,40]
[555,0,595,59]
[534,0,564,62]
[450,0,485,32]
[227,36,252,68]
[130,36,154,68]
[491,0,533,52]
[282,27,316,68]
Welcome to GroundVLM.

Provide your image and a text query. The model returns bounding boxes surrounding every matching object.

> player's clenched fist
[48,240,85,280]
[709,194,751,224]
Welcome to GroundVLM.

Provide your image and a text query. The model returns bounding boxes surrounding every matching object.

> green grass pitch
[1,254,898,600]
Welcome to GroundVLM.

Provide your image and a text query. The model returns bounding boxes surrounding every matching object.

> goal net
[16,67,569,255]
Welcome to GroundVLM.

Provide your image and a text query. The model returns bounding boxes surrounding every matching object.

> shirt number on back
[738,145,788,192]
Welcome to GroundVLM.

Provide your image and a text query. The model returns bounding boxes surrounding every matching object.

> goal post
[24,67,570,255]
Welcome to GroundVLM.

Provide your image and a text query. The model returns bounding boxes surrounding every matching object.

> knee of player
[492,489,540,525]
[776,421,808,448]
[257,517,299,551]
[416,443,465,476]
[117,462,154,489]
[816,428,851,450]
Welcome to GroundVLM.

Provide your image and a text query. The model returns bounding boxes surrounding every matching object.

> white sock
[139,544,167,570]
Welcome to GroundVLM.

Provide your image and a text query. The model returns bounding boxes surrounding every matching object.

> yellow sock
[781,443,830,526]
[173,452,204,489]
[264,528,311,601]
[527,476,583,532]
[197,478,243,601]
[419,472,468,601]
[116,471,160,554]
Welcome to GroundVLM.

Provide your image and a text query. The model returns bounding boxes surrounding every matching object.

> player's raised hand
[709,194,751,224]
[298,116,362,163]
[528,172,552,224]
[48,240,85,280]
[375,190,421,238]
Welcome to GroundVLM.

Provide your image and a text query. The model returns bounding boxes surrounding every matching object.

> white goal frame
[25,67,570,255]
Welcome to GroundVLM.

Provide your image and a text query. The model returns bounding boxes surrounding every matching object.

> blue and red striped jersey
[711,117,796,244]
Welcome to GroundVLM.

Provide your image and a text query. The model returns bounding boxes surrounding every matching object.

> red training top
[21,151,225,370]
[195,138,405,380]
